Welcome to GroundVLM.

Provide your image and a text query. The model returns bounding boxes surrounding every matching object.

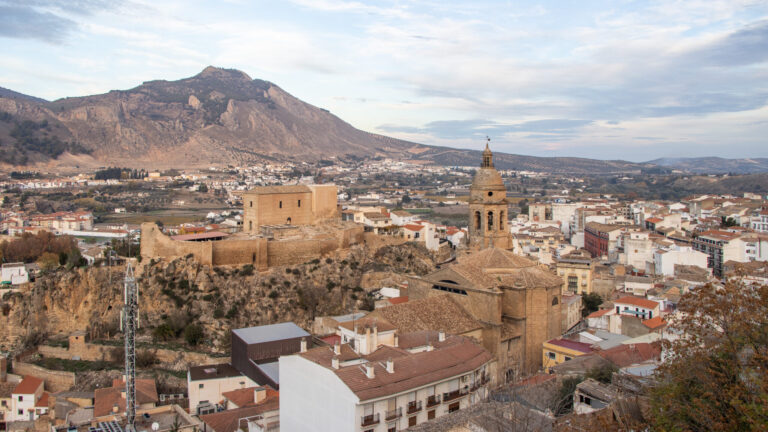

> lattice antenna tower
[120,261,139,432]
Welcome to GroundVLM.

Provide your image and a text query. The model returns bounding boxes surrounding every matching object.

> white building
[613,296,660,321]
[750,209,768,233]
[187,363,257,415]
[10,376,48,422]
[1,263,29,285]
[390,210,418,226]
[623,232,653,270]
[653,245,709,276]
[280,321,491,432]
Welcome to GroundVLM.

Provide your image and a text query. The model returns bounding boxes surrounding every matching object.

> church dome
[471,167,505,191]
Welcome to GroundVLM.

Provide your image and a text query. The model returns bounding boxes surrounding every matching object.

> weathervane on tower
[482,136,493,168]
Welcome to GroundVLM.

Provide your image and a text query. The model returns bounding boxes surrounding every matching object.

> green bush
[184,324,204,346]
[268,290,279,299]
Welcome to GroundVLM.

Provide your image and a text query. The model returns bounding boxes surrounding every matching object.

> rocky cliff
[0,242,435,353]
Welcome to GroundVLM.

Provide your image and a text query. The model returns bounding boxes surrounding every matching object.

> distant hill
[647,157,768,174]
[0,67,764,174]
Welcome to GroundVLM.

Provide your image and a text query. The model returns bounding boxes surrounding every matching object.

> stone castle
[141,184,364,270]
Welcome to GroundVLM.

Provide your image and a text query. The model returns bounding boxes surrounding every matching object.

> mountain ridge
[0,67,763,174]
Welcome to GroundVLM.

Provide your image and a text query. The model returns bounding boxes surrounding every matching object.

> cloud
[378,118,592,139]
[0,4,75,43]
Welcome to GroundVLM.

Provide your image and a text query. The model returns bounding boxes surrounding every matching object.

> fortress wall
[141,223,213,265]
[211,239,268,269]
[361,232,407,250]
[12,361,76,392]
[308,185,339,220]
[142,223,364,269]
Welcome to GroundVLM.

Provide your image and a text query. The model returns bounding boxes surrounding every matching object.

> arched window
[286,217,292,225]
[487,211,494,231]
[298,199,301,207]
[500,211,505,230]
[475,211,481,230]
[249,221,252,231]
[279,201,283,208]
[552,297,559,305]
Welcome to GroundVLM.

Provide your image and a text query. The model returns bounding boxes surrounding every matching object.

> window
[408,416,417,427]
[18,409,23,415]
[487,211,494,230]
[564,356,572,362]
[547,352,556,360]
[552,297,559,306]
[249,201,253,207]
[287,217,292,224]
[198,384,204,389]
[568,276,578,291]
[474,211,481,230]
[488,191,493,197]
[428,410,436,420]
[279,201,282,208]
[448,402,460,413]
[298,199,301,207]
[387,424,396,432]
[249,221,252,231]
[18,396,23,402]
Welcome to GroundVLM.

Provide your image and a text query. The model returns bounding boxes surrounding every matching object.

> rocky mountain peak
[197,66,252,82]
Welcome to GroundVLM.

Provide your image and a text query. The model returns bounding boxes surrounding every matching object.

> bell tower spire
[481,136,493,168]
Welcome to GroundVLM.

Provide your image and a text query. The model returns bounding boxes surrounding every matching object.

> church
[407,142,563,380]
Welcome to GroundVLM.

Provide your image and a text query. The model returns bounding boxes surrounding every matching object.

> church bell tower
[468,138,510,250]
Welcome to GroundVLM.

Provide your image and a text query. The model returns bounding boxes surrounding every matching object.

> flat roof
[232,322,309,345]
[188,363,242,381]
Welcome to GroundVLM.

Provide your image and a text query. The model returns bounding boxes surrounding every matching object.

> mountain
[0,67,763,174]
[647,157,768,174]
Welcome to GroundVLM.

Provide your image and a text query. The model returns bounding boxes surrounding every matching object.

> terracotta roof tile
[586,309,612,319]
[642,316,667,330]
[597,343,661,368]
[615,296,659,310]
[368,295,484,335]
[13,376,43,395]
[35,391,49,408]
[200,397,279,432]
[93,379,158,417]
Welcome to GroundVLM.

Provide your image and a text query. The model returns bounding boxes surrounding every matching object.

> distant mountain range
[0,67,764,174]
[646,157,768,174]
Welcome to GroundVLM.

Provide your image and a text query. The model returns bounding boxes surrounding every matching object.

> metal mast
[121,261,138,432]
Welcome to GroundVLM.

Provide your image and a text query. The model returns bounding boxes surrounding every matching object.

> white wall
[280,355,360,432]
[187,373,256,414]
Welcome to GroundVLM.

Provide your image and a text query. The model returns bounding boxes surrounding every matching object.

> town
[0,144,766,432]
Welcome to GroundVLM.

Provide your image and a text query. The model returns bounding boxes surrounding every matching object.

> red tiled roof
[403,224,423,232]
[222,387,278,408]
[642,316,667,330]
[13,376,43,395]
[615,296,659,309]
[35,391,49,408]
[598,343,661,367]
[645,217,663,223]
[94,379,158,417]
[171,231,229,241]
[387,296,409,305]
[586,309,612,319]
[200,397,280,432]
[320,334,341,346]
[546,339,594,354]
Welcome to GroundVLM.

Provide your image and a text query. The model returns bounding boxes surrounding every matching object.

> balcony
[361,413,380,427]
[407,400,422,415]
[426,395,441,408]
[385,407,402,421]
[442,387,469,402]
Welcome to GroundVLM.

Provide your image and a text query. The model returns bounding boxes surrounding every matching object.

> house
[1,263,29,285]
[93,378,157,418]
[613,296,660,320]
[200,393,279,432]
[187,363,256,415]
[231,322,310,390]
[9,376,48,422]
[573,378,620,415]
[623,275,653,296]
[280,330,492,432]
[542,339,594,372]
[556,249,593,295]
[390,210,417,226]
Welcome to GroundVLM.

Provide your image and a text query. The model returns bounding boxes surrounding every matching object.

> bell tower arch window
[475,211,481,230]
[487,211,494,231]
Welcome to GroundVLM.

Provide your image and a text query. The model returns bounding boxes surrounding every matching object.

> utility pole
[121,261,138,432]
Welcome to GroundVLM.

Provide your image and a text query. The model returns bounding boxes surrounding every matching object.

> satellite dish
[151,423,160,431]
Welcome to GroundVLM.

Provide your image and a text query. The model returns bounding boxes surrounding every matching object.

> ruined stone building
[242,184,338,233]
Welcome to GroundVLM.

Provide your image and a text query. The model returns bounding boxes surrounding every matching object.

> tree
[582,293,603,316]
[37,252,59,272]
[198,183,208,193]
[650,280,768,431]
[721,216,739,227]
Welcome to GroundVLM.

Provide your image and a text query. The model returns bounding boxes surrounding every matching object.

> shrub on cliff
[184,324,204,346]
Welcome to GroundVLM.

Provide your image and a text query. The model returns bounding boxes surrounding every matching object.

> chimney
[438,331,446,342]
[300,338,307,353]
[365,363,375,379]
[333,342,341,355]
[112,403,119,414]
[254,387,266,404]
[332,357,339,369]
[372,324,378,349]
[393,333,399,348]
[386,358,394,374]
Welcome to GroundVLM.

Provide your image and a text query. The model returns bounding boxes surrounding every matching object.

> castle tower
[469,140,510,250]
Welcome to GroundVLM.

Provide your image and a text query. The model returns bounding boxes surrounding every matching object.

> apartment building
[280,327,491,432]
[556,249,593,295]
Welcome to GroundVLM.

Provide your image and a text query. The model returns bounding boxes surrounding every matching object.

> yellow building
[556,249,594,295]
[542,338,594,372]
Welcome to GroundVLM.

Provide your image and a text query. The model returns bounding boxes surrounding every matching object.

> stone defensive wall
[12,360,76,392]
[141,222,365,270]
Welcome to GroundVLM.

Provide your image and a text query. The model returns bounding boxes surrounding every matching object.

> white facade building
[187,363,257,415]
[653,245,709,276]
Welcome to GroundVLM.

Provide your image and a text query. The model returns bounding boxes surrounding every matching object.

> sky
[1,0,767,161]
